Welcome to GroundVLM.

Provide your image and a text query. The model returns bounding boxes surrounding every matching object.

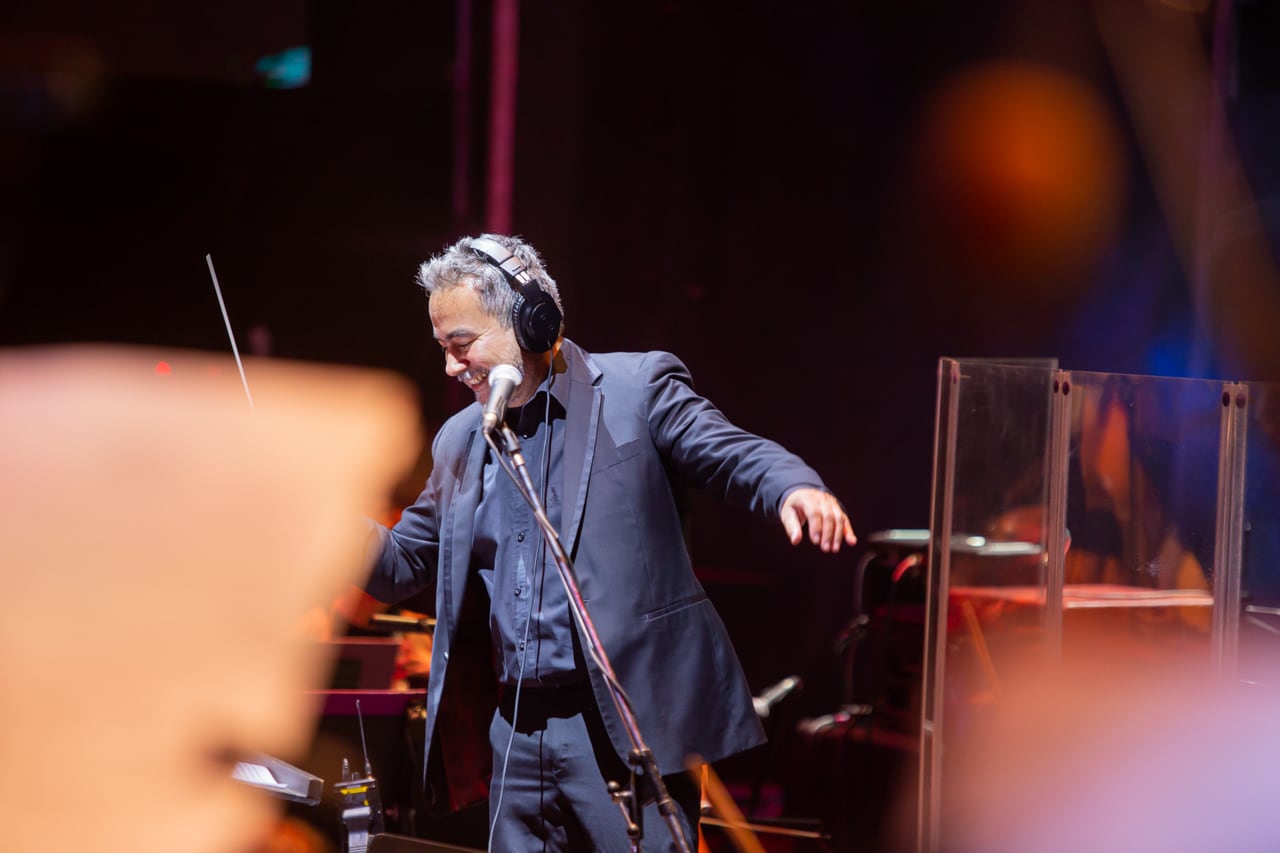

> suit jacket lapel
[561,343,601,558]
[444,421,487,624]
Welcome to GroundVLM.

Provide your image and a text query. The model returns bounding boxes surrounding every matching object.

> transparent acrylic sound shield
[917,359,1280,851]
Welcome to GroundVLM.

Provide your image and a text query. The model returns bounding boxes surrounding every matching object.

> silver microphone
[481,364,523,434]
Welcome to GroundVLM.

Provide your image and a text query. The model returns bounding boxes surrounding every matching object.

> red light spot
[155,361,172,375]
[207,365,223,377]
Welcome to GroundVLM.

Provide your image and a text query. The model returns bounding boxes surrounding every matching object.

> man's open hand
[780,488,857,553]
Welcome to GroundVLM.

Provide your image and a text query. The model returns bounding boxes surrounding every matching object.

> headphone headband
[469,237,533,286]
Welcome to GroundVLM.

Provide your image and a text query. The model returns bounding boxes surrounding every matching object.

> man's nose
[444,351,465,377]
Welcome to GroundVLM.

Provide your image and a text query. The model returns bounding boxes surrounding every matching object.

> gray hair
[415,234,564,332]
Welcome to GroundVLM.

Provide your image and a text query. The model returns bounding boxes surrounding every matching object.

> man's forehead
[429,287,493,340]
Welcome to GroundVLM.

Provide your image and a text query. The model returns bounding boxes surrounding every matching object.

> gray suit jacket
[367,339,826,813]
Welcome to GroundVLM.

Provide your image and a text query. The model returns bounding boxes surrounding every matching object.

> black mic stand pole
[484,423,693,853]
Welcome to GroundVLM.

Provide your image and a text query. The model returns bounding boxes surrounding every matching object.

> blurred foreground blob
[945,648,1280,852]
[913,61,1126,300]
[0,346,419,853]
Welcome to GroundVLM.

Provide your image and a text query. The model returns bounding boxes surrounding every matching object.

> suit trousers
[486,682,701,852]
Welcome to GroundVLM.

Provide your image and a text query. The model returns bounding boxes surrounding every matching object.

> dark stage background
[3,0,1279,847]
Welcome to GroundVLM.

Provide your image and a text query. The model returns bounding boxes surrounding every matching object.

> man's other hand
[780,488,857,553]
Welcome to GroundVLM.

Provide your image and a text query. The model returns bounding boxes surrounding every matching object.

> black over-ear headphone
[468,237,563,354]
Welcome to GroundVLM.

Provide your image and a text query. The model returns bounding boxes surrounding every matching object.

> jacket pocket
[592,437,643,475]
[642,592,708,621]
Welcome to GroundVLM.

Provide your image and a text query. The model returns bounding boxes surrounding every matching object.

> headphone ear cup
[512,284,562,353]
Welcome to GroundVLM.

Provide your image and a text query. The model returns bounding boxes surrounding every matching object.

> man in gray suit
[366,234,855,852]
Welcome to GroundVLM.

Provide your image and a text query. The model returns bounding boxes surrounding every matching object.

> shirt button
[517,532,526,542]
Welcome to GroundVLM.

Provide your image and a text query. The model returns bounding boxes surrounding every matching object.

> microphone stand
[484,423,693,853]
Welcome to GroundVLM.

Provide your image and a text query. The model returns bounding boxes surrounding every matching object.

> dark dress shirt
[473,378,583,685]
